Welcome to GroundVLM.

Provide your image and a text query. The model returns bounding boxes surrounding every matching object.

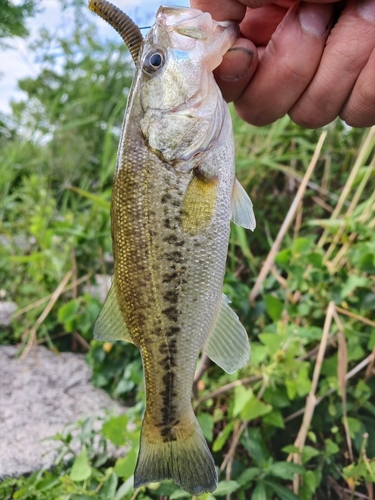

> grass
[0,7,375,498]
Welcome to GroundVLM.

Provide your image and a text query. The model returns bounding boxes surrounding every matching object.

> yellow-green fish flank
[90,1,256,495]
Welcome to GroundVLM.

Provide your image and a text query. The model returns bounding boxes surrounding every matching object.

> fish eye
[143,49,165,75]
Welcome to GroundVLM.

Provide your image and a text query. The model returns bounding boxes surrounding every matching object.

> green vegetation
[1,4,375,499]
[0,0,37,41]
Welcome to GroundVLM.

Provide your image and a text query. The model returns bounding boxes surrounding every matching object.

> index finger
[190,0,247,21]
[191,0,341,21]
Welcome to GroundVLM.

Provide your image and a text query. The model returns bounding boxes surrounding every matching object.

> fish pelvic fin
[94,282,133,343]
[134,412,217,496]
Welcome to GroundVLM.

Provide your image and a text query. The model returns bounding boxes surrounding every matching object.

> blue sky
[1,0,189,114]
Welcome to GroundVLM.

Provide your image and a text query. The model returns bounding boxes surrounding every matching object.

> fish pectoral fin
[231,178,256,231]
[94,282,133,343]
[181,175,217,235]
[203,293,250,374]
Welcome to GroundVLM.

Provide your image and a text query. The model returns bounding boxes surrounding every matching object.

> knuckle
[289,108,333,129]
[235,104,270,126]
[339,109,375,128]
[340,86,375,127]
[339,114,358,127]
[282,60,312,82]
[266,39,314,82]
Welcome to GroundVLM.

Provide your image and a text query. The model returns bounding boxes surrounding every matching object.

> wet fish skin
[91,4,255,496]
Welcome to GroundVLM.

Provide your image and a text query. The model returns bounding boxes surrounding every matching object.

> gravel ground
[0,345,125,479]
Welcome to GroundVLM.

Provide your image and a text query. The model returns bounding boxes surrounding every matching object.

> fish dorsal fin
[94,282,133,343]
[203,293,250,374]
[231,178,256,231]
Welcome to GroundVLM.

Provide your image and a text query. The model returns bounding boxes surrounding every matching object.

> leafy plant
[0,0,37,41]
[1,2,375,499]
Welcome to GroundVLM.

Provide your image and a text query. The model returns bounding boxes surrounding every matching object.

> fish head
[139,7,238,170]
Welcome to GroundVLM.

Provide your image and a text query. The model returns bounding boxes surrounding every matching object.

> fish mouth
[155,6,238,53]
[156,6,217,24]
[156,5,238,31]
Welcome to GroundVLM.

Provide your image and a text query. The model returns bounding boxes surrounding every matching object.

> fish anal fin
[94,282,133,343]
[231,178,256,231]
[134,411,217,495]
[182,175,217,235]
[203,293,250,374]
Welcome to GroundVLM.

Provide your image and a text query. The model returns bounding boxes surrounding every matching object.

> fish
[88,0,256,495]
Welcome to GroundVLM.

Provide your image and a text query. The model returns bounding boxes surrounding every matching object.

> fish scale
[89,0,256,495]
[115,120,229,433]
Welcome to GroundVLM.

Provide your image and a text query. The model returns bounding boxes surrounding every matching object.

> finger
[233,2,334,126]
[191,0,339,14]
[214,38,258,102]
[240,4,288,45]
[340,47,375,127]
[190,0,292,18]
[244,0,340,6]
[290,0,375,128]
[190,0,246,21]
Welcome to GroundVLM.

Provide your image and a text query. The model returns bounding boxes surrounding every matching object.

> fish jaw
[155,6,239,71]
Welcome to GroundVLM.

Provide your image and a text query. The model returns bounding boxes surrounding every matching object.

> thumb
[214,38,258,102]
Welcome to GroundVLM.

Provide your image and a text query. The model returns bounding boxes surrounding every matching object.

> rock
[0,345,125,479]
[0,235,36,252]
[84,274,111,303]
[0,301,17,326]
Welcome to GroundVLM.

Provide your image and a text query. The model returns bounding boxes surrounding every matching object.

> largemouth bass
[88,0,256,495]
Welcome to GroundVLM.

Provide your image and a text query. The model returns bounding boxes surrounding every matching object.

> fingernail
[357,0,375,23]
[298,2,332,37]
[219,47,254,81]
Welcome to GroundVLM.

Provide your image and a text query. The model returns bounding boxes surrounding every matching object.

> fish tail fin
[134,411,217,496]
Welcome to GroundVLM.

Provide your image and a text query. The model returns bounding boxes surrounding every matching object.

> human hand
[191,0,375,128]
